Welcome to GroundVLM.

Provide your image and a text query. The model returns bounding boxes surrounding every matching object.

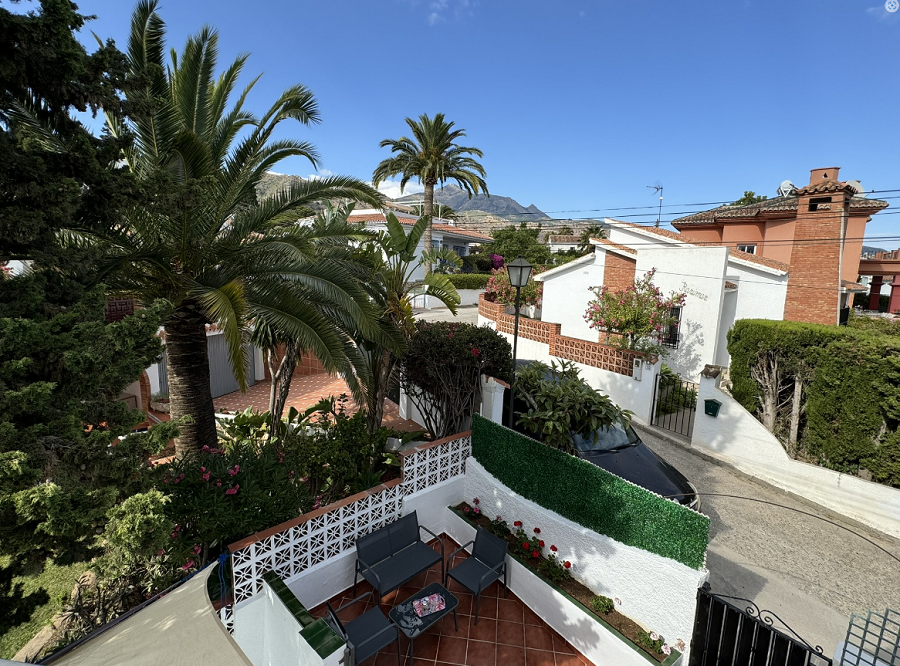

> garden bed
[451,503,682,664]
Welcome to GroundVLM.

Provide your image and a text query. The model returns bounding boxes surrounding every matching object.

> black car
[570,420,700,511]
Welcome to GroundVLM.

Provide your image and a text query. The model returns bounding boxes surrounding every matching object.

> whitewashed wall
[478,320,659,423]
[456,289,484,307]
[538,253,603,342]
[464,459,706,653]
[693,374,900,540]
[635,246,728,381]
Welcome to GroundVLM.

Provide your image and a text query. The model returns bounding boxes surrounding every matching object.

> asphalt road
[635,425,900,657]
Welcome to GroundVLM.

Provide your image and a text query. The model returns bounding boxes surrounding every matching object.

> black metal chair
[325,593,401,666]
[445,527,508,624]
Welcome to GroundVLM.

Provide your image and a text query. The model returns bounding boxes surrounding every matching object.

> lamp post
[506,256,533,428]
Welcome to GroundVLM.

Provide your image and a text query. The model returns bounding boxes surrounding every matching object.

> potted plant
[150,391,170,413]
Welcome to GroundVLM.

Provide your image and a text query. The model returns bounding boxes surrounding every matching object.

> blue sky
[69,0,900,241]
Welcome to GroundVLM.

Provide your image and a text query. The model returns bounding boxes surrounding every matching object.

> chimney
[808,167,840,184]
[783,166,852,325]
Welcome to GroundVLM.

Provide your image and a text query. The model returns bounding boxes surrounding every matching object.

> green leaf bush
[446,273,491,290]
[727,319,900,486]
[471,415,709,569]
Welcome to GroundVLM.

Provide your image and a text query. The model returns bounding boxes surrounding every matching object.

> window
[660,306,681,349]
[736,244,756,255]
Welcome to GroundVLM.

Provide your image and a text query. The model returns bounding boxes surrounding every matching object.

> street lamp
[506,256,533,428]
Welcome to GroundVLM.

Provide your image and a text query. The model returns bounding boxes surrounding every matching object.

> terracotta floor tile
[552,635,575,655]
[523,607,542,626]
[411,659,437,666]
[554,653,583,666]
[440,613,467,638]
[465,640,496,666]
[472,595,497,620]
[437,636,468,665]
[524,649,554,666]
[524,627,554,652]
[497,645,526,666]
[410,632,441,661]
[468,617,496,642]
[453,593,474,616]
[496,620,525,647]
[497,599,524,623]
[374,650,403,666]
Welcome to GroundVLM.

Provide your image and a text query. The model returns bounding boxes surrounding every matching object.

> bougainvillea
[484,267,545,307]
[584,268,685,354]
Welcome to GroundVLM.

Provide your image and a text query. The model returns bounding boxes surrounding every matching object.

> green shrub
[637,630,665,654]
[471,415,709,569]
[446,273,491,290]
[591,595,614,615]
[402,322,512,438]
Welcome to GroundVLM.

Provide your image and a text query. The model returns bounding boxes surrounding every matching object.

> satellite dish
[777,180,796,197]
[846,180,864,194]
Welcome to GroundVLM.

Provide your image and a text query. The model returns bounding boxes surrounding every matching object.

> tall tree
[0,0,169,560]
[84,1,384,455]
[578,224,607,255]
[372,113,487,274]
[732,191,768,206]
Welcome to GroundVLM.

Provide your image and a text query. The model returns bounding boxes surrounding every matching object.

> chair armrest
[446,540,475,562]
[337,592,374,612]
[418,525,444,558]
[356,555,382,589]
[352,621,398,650]
[476,559,505,593]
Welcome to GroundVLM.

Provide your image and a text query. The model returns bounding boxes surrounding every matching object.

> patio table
[389,582,458,659]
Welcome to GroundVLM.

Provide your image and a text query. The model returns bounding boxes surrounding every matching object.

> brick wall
[604,253,637,293]
[105,298,135,322]
[783,190,849,325]
[263,345,327,380]
[479,294,642,376]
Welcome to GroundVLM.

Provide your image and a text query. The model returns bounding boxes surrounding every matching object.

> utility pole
[647,184,663,227]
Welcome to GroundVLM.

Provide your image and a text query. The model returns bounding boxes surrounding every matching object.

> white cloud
[306,168,335,181]
[428,11,444,25]
[867,3,899,19]
[372,179,425,200]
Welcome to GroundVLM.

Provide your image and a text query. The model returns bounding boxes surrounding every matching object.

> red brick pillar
[869,275,884,310]
[889,281,900,315]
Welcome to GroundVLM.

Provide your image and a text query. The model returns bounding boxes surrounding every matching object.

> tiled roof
[614,221,790,272]
[346,212,492,241]
[548,235,581,243]
[725,281,738,290]
[841,280,868,291]
[673,193,888,226]
[591,237,637,256]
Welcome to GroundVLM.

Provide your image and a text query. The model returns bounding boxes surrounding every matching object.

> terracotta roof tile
[548,235,581,243]
[725,281,738,290]
[729,249,790,272]
[346,212,491,241]
[673,194,888,226]
[841,280,868,291]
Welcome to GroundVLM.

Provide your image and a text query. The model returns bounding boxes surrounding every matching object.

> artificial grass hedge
[446,273,491,290]
[471,414,710,569]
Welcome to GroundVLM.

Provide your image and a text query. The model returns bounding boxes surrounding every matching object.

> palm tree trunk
[165,303,218,456]
[422,180,435,275]
[270,339,301,430]
[366,348,395,433]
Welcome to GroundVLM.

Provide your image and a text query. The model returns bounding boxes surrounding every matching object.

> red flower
[550,545,558,552]
[471,348,481,357]
[539,540,545,548]
[532,550,540,558]
[514,521,522,527]
[533,527,541,534]
[473,498,480,505]
[564,561,572,569]
[522,541,530,550]
[192,544,202,555]
[464,506,471,513]
[182,559,195,571]
[225,484,240,496]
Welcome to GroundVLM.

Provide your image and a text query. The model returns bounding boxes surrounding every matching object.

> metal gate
[651,373,698,438]
[689,586,832,666]
[839,608,899,665]
[157,336,256,399]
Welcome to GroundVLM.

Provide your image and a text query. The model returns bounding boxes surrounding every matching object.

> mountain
[394,184,548,221]
[257,172,306,202]
[862,245,888,258]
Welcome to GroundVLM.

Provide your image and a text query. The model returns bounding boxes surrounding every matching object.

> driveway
[414,304,480,324]
[634,425,900,658]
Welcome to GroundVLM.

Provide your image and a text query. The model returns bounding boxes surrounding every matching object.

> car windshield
[571,421,640,453]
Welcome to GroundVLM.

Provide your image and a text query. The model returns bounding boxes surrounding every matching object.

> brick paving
[212,375,424,433]
[309,535,594,666]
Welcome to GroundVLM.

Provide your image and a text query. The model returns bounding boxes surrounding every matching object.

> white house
[347,209,491,282]
[547,234,582,254]
[536,219,791,380]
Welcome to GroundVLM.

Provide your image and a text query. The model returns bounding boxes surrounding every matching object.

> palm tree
[372,113,487,274]
[578,224,608,255]
[354,213,461,432]
[84,1,384,455]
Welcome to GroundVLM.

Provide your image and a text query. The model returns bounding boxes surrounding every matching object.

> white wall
[636,247,728,381]
[147,363,162,395]
[693,375,900,540]
[233,581,342,666]
[539,253,604,342]
[464,459,706,655]
[456,289,484,307]
[715,290,738,368]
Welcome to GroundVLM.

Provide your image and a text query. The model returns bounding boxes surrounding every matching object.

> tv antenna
[647,183,663,227]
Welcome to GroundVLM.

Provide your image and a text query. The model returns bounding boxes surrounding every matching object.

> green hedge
[446,273,491,290]
[728,319,900,485]
[470,415,709,569]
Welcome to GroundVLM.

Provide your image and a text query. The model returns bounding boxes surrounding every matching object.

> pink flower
[473,507,481,514]
[614,598,622,606]
[473,497,480,505]
[201,472,210,481]
[471,348,481,357]
[202,445,210,452]
[225,484,240,496]
[227,465,240,476]
[157,548,165,557]
[662,645,671,656]
[496,515,502,521]
[192,544,202,555]
[182,559,195,571]
[200,466,206,472]
[650,632,659,641]
[216,479,222,487]
[464,506,470,513]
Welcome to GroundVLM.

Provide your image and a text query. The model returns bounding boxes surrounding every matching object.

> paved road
[634,425,900,658]
[413,304,480,324]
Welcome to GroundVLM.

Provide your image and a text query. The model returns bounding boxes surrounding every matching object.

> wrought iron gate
[651,373,698,438]
[839,608,899,665]
[689,586,831,666]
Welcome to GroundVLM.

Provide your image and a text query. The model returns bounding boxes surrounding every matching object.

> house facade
[347,209,491,281]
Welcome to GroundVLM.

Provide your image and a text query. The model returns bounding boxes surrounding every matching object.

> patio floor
[309,535,594,666]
